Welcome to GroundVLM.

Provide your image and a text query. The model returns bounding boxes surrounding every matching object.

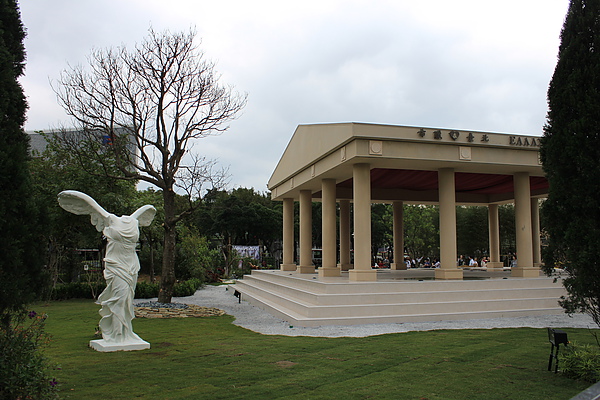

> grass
[36,299,597,399]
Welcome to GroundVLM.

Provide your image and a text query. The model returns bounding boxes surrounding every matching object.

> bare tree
[53,28,247,303]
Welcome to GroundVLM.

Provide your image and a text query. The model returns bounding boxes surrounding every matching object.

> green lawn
[37,300,595,399]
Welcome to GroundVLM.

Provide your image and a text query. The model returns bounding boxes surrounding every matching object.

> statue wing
[57,190,111,232]
[131,205,156,227]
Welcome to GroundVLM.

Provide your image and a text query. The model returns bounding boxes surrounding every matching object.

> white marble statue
[58,190,156,352]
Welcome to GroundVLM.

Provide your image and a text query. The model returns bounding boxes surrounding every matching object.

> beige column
[280,198,296,271]
[319,179,340,277]
[349,163,377,281]
[338,199,352,271]
[435,168,463,280]
[511,172,538,277]
[486,203,504,271]
[390,201,406,270]
[531,198,542,268]
[297,189,315,274]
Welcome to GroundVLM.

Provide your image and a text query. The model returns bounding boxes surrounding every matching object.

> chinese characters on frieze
[417,128,540,147]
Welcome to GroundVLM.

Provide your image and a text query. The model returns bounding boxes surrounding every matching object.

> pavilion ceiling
[337,168,549,197]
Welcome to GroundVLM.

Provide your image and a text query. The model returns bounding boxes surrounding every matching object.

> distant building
[27,127,137,163]
[28,131,52,155]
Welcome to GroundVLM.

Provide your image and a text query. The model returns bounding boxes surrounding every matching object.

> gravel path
[136,285,599,338]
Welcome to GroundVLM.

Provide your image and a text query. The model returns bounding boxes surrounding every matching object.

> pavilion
[232,123,563,326]
[268,122,548,280]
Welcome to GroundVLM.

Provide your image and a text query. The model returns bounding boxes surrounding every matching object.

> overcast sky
[19,0,569,192]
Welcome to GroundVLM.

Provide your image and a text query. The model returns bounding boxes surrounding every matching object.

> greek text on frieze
[417,129,539,147]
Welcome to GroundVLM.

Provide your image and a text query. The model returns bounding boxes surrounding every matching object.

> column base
[435,268,464,280]
[280,263,297,271]
[318,267,341,277]
[511,267,541,278]
[486,262,505,272]
[390,262,407,270]
[349,269,377,281]
[337,263,353,271]
[296,265,315,274]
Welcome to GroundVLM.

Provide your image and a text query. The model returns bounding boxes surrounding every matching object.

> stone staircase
[231,270,567,327]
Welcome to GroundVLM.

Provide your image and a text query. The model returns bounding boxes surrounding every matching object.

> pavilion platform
[231,268,567,327]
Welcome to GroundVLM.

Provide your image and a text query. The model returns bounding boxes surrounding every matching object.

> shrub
[135,282,159,299]
[176,228,224,282]
[173,278,203,297]
[0,311,59,399]
[50,279,200,300]
[51,282,106,300]
[561,342,600,383]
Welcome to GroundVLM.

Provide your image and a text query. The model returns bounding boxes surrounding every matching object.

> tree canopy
[540,0,600,326]
[0,0,47,324]
[195,188,282,274]
[53,28,246,303]
[30,134,138,286]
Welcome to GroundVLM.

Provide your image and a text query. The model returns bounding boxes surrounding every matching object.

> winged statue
[58,190,156,352]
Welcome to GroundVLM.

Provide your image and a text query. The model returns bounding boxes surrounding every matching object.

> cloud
[18,0,569,191]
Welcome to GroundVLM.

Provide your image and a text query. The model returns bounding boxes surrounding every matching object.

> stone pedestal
[486,261,505,272]
[89,338,150,352]
[338,263,353,271]
[511,267,541,278]
[318,267,341,277]
[435,268,463,280]
[390,262,407,270]
[349,269,377,281]
[280,263,297,271]
[296,265,315,274]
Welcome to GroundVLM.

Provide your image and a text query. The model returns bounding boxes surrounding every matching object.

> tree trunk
[149,243,155,283]
[158,190,177,303]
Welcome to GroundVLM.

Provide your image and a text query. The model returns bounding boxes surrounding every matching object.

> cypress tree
[540,0,600,327]
[0,0,47,326]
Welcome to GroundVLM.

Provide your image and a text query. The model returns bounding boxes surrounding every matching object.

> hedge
[50,279,203,300]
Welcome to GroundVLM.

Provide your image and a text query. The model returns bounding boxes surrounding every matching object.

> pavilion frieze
[416,128,541,148]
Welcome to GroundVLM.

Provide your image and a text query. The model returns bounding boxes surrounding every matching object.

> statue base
[89,338,150,352]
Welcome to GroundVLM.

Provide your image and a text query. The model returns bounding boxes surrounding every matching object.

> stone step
[233,284,564,327]
[235,280,560,318]
[241,274,564,306]
[233,280,313,315]
[231,270,566,327]
[249,270,562,294]
[232,282,308,324]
